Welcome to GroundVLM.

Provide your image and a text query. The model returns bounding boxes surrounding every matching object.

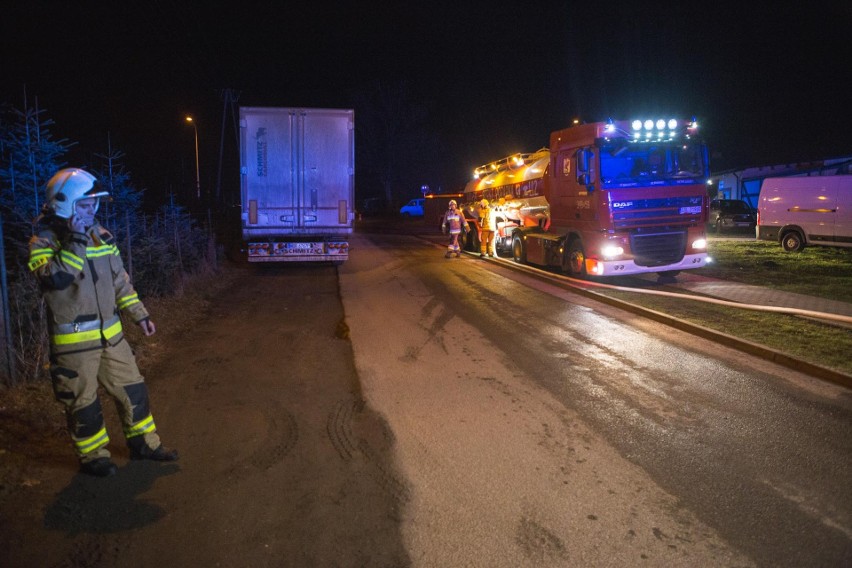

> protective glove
[138,317,157,337]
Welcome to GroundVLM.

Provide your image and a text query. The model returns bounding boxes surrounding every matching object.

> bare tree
[351,80,439,208]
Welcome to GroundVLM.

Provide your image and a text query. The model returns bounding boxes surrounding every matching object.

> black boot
[80,457,118,477]
[128,438,179,461]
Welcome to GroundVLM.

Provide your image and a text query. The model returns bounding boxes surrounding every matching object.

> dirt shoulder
[0,258,408,568]
[0,263,240,512]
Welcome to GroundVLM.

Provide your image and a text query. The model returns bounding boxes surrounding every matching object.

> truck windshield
[599,141,707,187]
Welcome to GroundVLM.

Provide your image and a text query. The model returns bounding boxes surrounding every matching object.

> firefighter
[477,199,495,258]
[440,199,469,257]
[28,168,178,478]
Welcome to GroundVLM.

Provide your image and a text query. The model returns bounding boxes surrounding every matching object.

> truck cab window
[575,148,595,186]
[599,141,706,188]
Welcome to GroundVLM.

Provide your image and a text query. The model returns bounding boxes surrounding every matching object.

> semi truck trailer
[239,107,354,263]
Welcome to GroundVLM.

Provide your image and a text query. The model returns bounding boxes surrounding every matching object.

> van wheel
[781,230,805,252]
[564,240,586,277]
[512,234,527,263]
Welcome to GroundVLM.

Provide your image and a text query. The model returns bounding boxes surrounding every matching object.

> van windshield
[599,140,707,188]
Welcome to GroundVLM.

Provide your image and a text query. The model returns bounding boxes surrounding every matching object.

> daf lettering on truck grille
[612,201,634,209]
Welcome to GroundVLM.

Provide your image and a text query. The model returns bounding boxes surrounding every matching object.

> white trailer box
[239,107,354,263]
[757,175,852,251]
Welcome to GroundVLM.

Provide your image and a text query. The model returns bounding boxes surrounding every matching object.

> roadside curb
[578,289,852,390]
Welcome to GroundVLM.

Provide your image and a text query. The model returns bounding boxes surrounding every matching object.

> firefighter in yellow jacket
[477,199,495,258]
[28,168,178,477]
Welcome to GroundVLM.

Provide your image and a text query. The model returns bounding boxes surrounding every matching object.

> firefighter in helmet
[440,199,469,257]
[477,198,495,258]
[28,168,178,477]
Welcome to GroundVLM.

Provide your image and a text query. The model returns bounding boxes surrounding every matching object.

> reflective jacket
[442,210,468,235]
[28,221,149,355]
[477,205,493,231]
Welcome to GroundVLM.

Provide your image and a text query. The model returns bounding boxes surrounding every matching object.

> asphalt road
[340,232,851,566]
[1,231,849,567]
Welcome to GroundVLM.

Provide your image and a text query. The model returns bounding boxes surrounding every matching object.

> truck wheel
[465,225,480,252]
[494,240,507,257]
[512,234,527,263]
[781,230,805,252]
[564,240,586,277]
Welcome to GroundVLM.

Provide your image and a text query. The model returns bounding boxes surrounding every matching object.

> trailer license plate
[286,242,323,255]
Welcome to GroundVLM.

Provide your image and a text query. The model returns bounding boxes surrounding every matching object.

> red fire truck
[461,118,710,277]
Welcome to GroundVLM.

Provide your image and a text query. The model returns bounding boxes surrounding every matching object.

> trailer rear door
[240,107,354,238]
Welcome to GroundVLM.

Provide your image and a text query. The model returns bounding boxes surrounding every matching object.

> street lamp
[185,116,201,199]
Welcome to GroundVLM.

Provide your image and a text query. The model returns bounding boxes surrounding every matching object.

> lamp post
[185,116,201,199]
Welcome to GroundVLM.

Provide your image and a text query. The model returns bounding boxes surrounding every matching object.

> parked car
[708,199,756,233]
[399,198,424,217]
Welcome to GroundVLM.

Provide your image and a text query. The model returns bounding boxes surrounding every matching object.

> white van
[757,175,852,251]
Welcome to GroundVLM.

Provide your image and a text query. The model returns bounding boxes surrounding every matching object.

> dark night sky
[2,1,851,204]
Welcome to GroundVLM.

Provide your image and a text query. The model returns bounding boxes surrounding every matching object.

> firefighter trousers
[50,338,162,464]
[480,230,495,255]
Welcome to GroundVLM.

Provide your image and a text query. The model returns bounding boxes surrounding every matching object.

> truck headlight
[692,238,707,249]
[601,244,624,258]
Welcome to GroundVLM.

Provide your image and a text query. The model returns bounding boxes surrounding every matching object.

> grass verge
[701,239,852,302]
[600,288,852,377]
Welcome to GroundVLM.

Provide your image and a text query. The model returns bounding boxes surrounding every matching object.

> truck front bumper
[586,253,708,276]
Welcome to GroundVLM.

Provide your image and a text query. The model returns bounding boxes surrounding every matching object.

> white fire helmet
[44,168,110,219]
[480,199,489,207]
[449,199,457,207]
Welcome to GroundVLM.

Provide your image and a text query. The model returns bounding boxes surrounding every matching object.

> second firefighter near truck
[476,199,495,258]
[28,168,178,478]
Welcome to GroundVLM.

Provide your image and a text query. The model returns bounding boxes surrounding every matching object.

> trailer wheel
[564,239,586,277]
[781,230,805,252]
[512,234,527,263]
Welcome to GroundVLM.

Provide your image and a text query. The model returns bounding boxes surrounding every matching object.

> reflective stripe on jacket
[442,211,467,234]
[28,222,149,354]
